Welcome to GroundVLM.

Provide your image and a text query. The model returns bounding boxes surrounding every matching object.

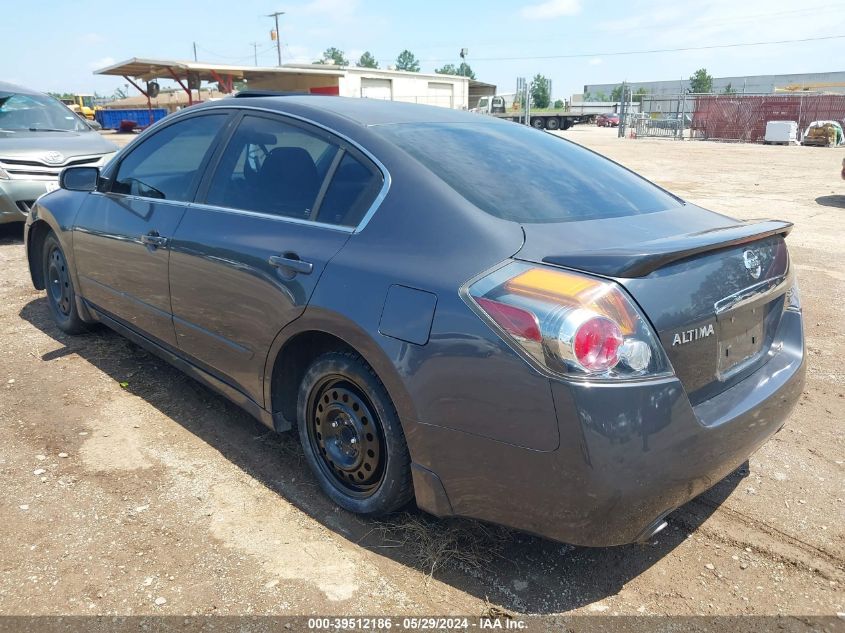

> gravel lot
[0,126,842,618]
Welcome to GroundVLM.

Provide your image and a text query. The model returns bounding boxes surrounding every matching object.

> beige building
[96,58,471,110]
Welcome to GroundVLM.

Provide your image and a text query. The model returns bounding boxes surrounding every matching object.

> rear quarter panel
[295,145,560,453]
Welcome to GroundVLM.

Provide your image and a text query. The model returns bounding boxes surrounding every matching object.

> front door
[73,113,230,347]
[168,112,384,404]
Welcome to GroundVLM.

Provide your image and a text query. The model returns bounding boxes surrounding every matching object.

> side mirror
[60,166,99,192]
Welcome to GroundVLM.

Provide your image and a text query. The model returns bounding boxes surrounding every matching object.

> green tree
[722,82,736,95]
[356,51,379,68]
[530,74,550,109]
[594,91,608,102]
[633,87,648,103]
[553,99,565,109]
[316,47,348,66]
[689,68,714,94]
[435,62,475,79]
[395,50,420,72]
[610,85,624,102]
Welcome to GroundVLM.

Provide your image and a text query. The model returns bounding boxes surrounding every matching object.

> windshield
[0,92,90,132]
[375,122,682,223]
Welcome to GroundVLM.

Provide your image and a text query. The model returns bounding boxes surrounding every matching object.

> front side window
[206,115,338,219]
[111,114,227,201]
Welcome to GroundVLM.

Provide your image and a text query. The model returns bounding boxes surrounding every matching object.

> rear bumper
[0,179,55,224]
[412,310,804,546]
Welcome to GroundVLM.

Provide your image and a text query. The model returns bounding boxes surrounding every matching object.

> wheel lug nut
[350,437,357,444]
[331,421,338,428]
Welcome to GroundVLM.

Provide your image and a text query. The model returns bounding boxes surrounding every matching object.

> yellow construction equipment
[59,94,97,120]
[774,82,845,93]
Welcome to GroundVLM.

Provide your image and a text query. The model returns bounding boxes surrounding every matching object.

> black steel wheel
[297,351,413,515]
[42,232,87,334]
[531,117,545,130]
[546,117,560,131]
[308,377,384,496]
[47,243,72,317]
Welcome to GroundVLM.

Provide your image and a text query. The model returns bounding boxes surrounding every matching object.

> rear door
[73,112,230,346]
[168,111,384,404]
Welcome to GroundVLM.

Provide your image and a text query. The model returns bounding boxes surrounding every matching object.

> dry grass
[366,513,514,580]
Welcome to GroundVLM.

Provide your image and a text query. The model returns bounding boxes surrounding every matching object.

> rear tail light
[465,261,672,379]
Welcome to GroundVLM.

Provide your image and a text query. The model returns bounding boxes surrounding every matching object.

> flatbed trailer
[489,110,590,130]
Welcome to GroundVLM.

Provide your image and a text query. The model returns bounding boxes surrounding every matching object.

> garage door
[427,82,454,108]
[361,78,392,100]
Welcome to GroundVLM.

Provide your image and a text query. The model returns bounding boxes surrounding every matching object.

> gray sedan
[24,96,805,546]
[0,81,116,224]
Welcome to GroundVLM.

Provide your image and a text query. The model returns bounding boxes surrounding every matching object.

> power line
[376,3,843,54]
[382,33,845,64]
[195,42,276,64]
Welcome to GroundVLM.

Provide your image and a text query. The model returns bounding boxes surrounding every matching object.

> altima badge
[672,323,715,346]
[743,249,762,279]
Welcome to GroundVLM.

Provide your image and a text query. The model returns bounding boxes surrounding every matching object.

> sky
[2,0,845,99]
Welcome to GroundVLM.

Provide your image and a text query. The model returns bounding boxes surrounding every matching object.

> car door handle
[140,232,168,249]
[268,254,313,275]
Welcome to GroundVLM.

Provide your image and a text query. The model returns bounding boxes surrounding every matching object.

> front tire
[42,232,88,335]
[297,351,413,515]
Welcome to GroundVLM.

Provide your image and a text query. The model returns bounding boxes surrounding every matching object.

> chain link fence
[623,92,845,143]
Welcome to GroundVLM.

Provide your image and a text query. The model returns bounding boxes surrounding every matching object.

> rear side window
[375,122,681,223]
[315,152,383,227]
[206,115,338,220]
[111,114,226,201]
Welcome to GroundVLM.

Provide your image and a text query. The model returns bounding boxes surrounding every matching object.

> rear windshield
[375,122,681,223]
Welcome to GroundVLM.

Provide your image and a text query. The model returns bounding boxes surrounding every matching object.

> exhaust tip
[637,519,668,544]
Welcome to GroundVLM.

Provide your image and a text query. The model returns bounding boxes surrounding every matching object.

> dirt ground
[0,126,843,619]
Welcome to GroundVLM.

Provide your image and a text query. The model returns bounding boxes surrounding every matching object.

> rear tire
[545,117,560,131]
[42,232,87,335]
[297,351,413,515]
[531,117,545,130]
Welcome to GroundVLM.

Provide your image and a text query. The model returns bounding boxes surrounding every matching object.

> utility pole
[193,41,198,62]
[267,11,285,67]
[250,42,259,66]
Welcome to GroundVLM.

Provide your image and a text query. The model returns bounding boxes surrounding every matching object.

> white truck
[471,94,588,130]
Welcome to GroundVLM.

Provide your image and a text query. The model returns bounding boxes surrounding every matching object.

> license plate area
[717,305,766,379]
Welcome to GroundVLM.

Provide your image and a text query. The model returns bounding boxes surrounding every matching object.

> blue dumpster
[95,108,168,130]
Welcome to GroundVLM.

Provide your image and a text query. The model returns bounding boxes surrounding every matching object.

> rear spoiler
[542,220,793,278]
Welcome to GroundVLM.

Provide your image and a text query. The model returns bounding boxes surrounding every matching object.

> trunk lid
[515,207,793,403]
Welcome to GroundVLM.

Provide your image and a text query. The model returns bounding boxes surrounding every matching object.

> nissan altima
[24,95,805,546]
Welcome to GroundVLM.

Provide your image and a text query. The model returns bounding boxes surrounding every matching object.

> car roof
[0,81,45,96]
[198,95,491,127]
